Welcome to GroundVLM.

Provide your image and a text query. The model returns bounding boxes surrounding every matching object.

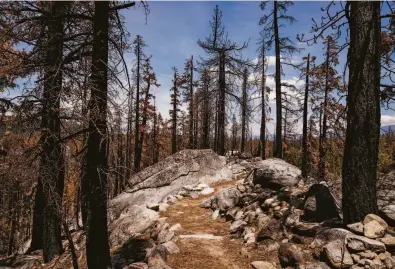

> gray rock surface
[204,187,241,211]
[110,150,232,220]
[109,205,159,247]
[109,150,232,248]
[278,243,304,267]
[323,239,353,268]
[252,158,301,189]
[346,234,386,253]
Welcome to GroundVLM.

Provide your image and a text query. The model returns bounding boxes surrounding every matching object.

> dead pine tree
[133,35,147,172]
[256,35,270,160]
[240,67,248,153]
[170,67,181,154]
[134,57,159,171]
[259,1,300,159]
[181,56,196,149]
[198,5,249,156]
[301,54,314,178]
[84,1,111,268]
[30,1,67,262]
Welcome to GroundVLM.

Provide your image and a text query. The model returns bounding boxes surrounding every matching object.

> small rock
[261,239,280,252]
[292,222,321,237]
[257,219,283,241]
[148,244,170,261]
[162,241,180,254]
[382,254,395,268]
[379,236,395,247]
[323,239,354,268]
[347,222,364,235]
[359,251,377,259]
[157,229,175,244]
[235,210,245,220]
[278,243,304,267]
[264,198,276,207]
[250,261,277,269]
[200,198,212,208]
[127,262,149,269]
[237,184,246,193]
[169,223,183,232]
[363,214,388,239]
[189,192,199,199]
[230,220,246,233]
[159,203,169,212]
[351,254,361,263]
[346,234,386,253]
[212,209,220,220]
[244,233,255,245]
[210,187,241,211]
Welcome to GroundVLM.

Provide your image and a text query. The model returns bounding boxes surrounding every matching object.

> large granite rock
[203,187,241,211]
[109,205,159,247]
[252,158,301,189]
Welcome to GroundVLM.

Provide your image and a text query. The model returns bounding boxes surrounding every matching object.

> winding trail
[162,181,277,269]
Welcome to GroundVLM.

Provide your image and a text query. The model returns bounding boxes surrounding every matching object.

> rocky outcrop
[109,150,232,248]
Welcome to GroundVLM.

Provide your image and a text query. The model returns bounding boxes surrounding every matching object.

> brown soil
[163,180,279,269]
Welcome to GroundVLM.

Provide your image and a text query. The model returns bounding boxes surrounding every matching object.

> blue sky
[120,1,325,135]
[120,1,395,136]
[3,1,394,136]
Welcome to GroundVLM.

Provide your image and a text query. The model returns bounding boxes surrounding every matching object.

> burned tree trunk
[319,43,331,180]
[217,51,226,156]
[30,1,66,262]
[201,70,210,149]
[274,1,283,159]
[260,46,267,160]
[342,1,380,224]
[188,56,194,149]
[84,1,111,268]
[241,67,248,153]
[301,54,310,178]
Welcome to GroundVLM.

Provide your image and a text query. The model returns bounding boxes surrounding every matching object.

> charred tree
[260,1,299,159]
[133,35,146,172]
[342,1,381,224]
[84,1,111,268]
[241,67,248,153]
[30,1,66,262]
[301,54,311,178]
[170,68,181,154]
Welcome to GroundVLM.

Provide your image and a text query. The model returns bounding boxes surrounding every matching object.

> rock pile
[205,156,395,269]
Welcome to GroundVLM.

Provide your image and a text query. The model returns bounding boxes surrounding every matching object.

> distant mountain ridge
[381,125,395,134]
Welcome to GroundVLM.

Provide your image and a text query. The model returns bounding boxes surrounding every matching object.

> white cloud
[381,115,395,126]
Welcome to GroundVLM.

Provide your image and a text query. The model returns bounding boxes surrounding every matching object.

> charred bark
[342,1,380,224]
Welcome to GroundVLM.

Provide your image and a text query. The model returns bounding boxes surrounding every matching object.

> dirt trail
[162,181,273,269]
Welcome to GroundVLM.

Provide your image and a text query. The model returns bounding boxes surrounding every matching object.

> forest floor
[162,181,278,269]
